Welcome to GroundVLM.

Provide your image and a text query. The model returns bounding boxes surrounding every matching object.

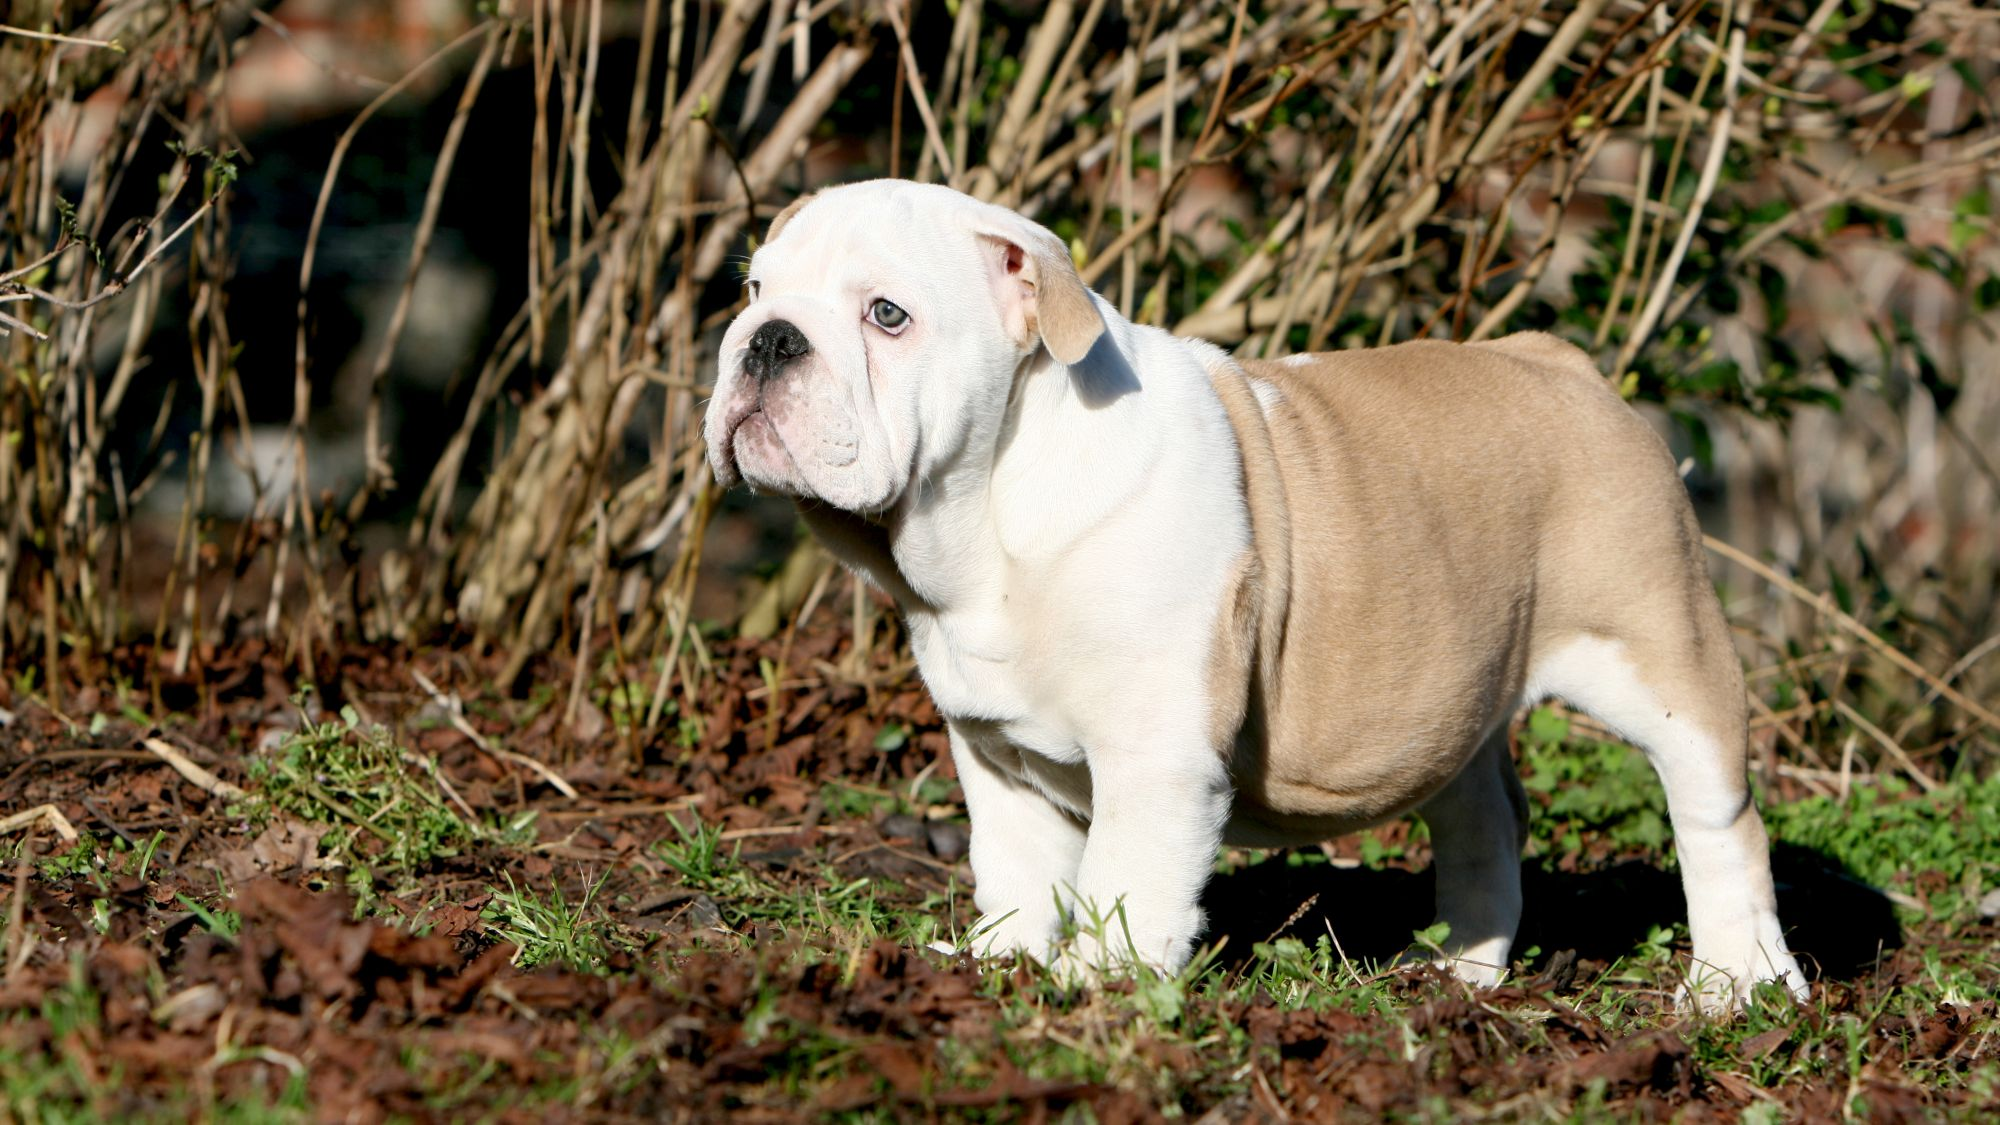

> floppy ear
[762,192,816,245]
[973,220,1106,366]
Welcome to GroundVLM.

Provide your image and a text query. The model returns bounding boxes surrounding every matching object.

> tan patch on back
[1201,333,1749,841]
[1204,550,1260,754]
[1201,355,1292,709]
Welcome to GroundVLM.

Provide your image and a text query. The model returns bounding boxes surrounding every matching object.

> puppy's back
[1217,333,1730,834]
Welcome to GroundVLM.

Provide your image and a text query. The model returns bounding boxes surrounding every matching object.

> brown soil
[0,630,1992,1122]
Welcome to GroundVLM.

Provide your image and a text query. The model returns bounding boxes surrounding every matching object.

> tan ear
[763,192,816,245]
[976,223,1106,366]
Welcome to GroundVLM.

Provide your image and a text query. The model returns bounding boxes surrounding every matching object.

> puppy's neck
[807,303,1221,622]
[885,308,1171,614]
[881,349,1074,612]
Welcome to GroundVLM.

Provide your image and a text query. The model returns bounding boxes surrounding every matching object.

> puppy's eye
[868,298,909,331]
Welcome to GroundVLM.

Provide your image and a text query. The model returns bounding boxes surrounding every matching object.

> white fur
[906,311,1246,970]
[1249,376,1286,413]
[1528,637,1808,1007]
[1416,726,1525,986]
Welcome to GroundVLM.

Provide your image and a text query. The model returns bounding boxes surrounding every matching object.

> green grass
[26,829,171,889]
[1518,707,1674,859]
[1765,774,2000,920]
[1516,705,1999,927]
[648,812,962,957]
[481,869,634,970]
[652,814,756,897]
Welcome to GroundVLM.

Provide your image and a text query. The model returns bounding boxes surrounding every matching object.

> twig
[3,194,216,316]
[3,847,29,983]
[348,19,507,520]
[0,805,80,842]
[1895,633,2000,743]
[292,19,498,489]
[539,798,704,822]
[1833,700,1940,793]
[0,241,71,285]
[562,503,612,731]
[884,1,954,181]
[0,23,122,51]
[967,0,1082,198]
[1704,536,2000,735]
[1617,21,1743,374]
[409,669,580,799]
[0,307,46,340]
[402,750,482,827]
[716,823,856,841]
[142,738,249,800]
[236,3,389,89]
[1463,0,1610,165]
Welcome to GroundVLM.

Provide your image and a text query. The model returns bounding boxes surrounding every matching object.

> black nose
[746,319,811,380]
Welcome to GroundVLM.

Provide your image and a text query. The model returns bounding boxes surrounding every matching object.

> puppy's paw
[1391,923,1510,989]
[1059,893,1201,976]
[1392,947,1508,989]
[961,908,1061,964]
[1676,947,1810,1016]
[1049,930,1179,987]
[1044,945,1112,987]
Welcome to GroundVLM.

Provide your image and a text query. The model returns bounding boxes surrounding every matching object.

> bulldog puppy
[704,180,1808,1012]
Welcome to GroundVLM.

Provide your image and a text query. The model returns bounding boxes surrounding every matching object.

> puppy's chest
[906,604,1083,765]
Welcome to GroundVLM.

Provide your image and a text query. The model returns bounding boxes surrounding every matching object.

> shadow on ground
[1199,842,1901,983]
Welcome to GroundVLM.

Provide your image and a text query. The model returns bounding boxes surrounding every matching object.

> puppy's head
[705,180,1105,513]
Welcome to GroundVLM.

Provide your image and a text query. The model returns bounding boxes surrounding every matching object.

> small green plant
[481,870,633,971]
[652,814,762,899]
[598,675,649,736]
[1764,774,2000,918]
[1410,920,1454,960]
[1517,707,1672,859]
[1358,831,1409,867]
[819,780,893,821]
[35,835,102,884]
[174,892,242,941]
[247,692,475,883]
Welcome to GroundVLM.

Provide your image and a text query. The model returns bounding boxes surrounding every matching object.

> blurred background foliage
[0,0,1994,783]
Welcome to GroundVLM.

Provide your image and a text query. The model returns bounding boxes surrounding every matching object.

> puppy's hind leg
[1416,725,1528,987]
[1531,634,1808,1012]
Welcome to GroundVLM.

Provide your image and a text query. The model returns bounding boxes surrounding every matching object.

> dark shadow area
[1070,331,1144,407]
[1197,841,1904,982]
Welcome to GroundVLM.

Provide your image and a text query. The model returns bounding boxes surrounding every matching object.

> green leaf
[1949,186,1989,253]
[1674,411,1715,473]
[1134,974,1185,1024]
[1412,921,1452,951]
[1526,708,1571,747]
[1975,276,2000,313]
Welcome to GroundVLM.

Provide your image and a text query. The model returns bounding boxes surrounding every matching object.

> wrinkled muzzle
[704,303,895,513]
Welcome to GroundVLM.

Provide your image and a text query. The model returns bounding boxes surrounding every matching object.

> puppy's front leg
[1069,748,1233,973]
[950,723,1087,961]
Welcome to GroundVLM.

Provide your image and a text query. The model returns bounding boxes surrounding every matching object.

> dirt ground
[0,625,1994,1122]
